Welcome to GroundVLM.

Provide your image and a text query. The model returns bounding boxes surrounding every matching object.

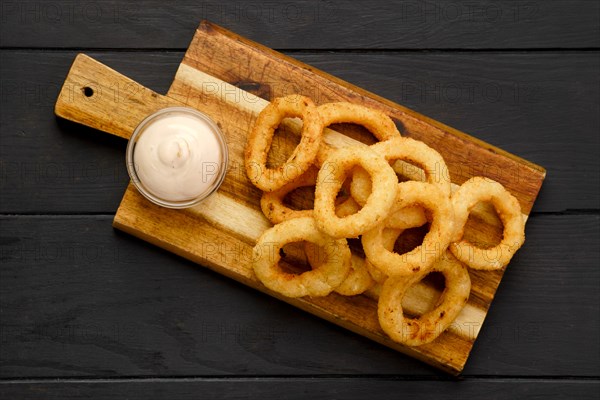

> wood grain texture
[1,0,598,393]
[179,22,545,215]
[54,55,181,139]
[2,50,597,213]
[1,378,599,400]
[1,215,598,377]
[50,23,548,373]
[1,0,598,49]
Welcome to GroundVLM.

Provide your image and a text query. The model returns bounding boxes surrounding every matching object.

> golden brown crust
[378,252,471,346]
[450,177,525,270]
[314,146,398,239]
[245,95,323,192]
[315,102,401,166]
[246,97,525,348]
[252,217,351,297]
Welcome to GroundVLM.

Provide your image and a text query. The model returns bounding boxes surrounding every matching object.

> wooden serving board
[55,21,545,374]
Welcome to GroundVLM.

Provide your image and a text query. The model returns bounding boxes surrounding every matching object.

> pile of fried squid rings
[245,95,525,346]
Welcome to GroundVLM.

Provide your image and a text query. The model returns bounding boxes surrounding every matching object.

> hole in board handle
[83,87,94,97]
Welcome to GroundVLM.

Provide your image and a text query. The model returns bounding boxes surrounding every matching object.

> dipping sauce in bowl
[126,107,228,208]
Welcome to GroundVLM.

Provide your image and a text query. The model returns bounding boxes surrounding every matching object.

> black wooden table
[1,1,598,398]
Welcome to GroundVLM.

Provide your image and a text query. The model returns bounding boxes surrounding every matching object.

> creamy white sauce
[133,113,222,202]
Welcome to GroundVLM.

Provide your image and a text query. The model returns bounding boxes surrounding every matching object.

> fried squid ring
[252,217,351,298]
[335,195,361,218]
[365,227,402,284]
[351,136,452,206]
[260,166,319,224]
[365,207,429,283]
[362,181,454,276]
[378,252,471,346]
[260,167,362,224]
[315,102,401,166]
[314,146,398,238]
[245,95,323,192]
[334,171,363,218]
[386,205,428,231]
[450,177,525,270]
[391,159,427,183]
[305,243,374,296]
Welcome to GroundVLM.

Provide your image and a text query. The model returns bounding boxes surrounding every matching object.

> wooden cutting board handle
[55,54,181,139]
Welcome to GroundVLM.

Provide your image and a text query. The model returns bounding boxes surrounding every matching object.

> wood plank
[293,52,600,214]
[2,50,596,214]
[1,215,597,377]
[1,1,598,49]
[6,20,594,371]
[178,22,544,216]
[2,0,598,388]
[54,56,181,139]
[7,16,585,371]
[48,25,547,372]
[112,186,476,375]
[466,215,600,376]
[0,50,181,213]
[0,378,598,400]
